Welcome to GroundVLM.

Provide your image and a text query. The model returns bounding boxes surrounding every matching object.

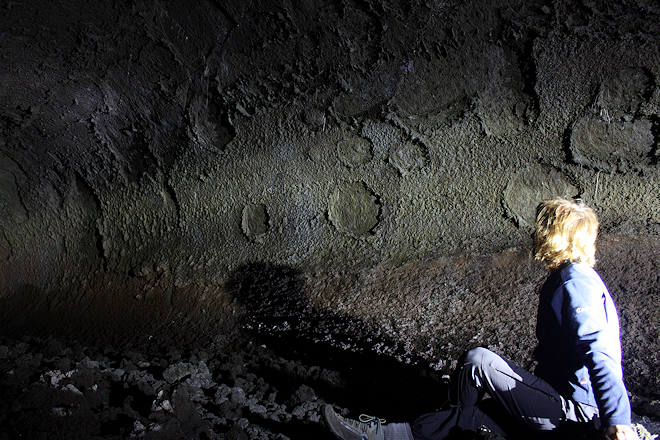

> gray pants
[410,347,599,439]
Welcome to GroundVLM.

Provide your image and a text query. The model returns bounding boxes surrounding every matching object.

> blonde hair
[534,197,599,270]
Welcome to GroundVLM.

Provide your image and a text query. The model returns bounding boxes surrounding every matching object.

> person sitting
[323,197,639,440]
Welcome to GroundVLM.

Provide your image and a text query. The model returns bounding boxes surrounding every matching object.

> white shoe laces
[359,414,386,424]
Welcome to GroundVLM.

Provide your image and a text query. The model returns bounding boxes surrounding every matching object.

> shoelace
[358,414,386,425]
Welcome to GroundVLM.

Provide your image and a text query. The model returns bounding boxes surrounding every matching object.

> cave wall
[1,0,660,394]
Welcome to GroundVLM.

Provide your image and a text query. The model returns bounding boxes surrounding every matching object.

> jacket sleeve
[562,277,631,427]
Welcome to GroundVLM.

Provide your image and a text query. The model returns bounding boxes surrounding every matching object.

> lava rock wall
[1,0,660,397]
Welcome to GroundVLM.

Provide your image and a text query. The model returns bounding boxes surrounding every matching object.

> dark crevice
[107,381,153,418]
[8,169,29,222]
[363,181,383,235]
[74,171,108,272]
[208,100,236,149]
[252,333,446,423]
[0,231,13,260]
[520,31,540,122]
[648,115,660,166]
[640,67,656,104]
[125,126,160,184]
[208,0,239,27]
[164,177,181,225]
[94,223,108,272]
[99,413,135,437]
[561,125,577,165]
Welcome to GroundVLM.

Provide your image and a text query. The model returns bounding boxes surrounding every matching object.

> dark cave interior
[1,0,660,438]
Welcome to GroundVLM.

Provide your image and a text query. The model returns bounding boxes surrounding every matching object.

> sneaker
[323,404,385,440]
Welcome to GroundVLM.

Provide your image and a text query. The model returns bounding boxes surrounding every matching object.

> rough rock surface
[1,336,659,440]
[1,0,660,437]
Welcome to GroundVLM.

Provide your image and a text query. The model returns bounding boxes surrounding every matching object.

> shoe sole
[323,404,363,440]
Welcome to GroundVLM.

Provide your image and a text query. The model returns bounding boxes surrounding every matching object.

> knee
[463,347,493,366]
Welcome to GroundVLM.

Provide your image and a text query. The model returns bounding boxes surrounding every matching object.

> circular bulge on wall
[569,117,655,173]
[503,167,578,228]
[337,137,373,168]
[598,67,654,118]
[389,140,427,176]
[327,181,380,237]
[242,203,269,241]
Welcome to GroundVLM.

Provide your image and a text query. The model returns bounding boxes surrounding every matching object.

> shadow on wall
[226,262,448,423]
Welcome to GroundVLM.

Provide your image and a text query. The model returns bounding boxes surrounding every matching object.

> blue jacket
[534,262,631,427]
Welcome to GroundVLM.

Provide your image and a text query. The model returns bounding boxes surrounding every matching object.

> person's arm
[565,280,639,440]
[562,275,632,427]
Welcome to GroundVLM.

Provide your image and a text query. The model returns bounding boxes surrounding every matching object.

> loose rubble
[0,336,332,439]
[1,336,658,439]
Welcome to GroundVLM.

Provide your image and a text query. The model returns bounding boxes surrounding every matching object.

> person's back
[535,261,629,429]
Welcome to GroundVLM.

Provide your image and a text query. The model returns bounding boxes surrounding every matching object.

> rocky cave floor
[1,331,659,440]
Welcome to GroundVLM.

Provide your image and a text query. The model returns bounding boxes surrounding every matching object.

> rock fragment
[389,141,427,176]
[242,204,269,241]
[328,182,380,237]
[337,137,373,167]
